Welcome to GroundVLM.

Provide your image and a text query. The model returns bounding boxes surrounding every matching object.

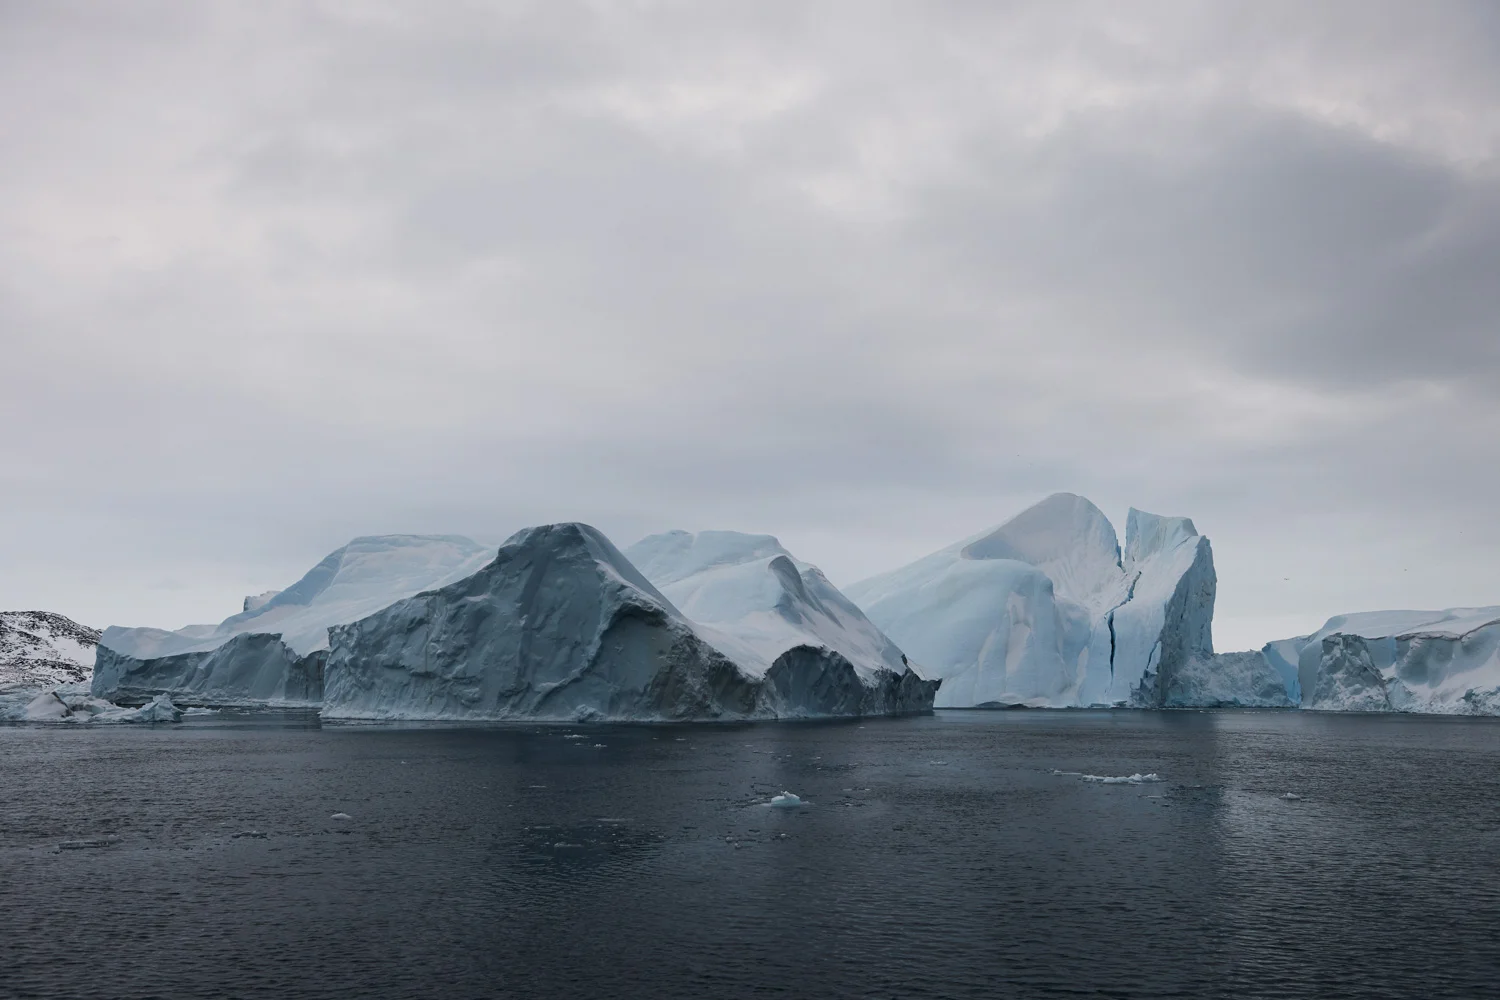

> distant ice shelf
[91,534,495,707]
[1211,607,1500,715]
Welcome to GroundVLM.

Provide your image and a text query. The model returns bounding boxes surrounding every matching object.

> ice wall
[847,493,1223,708]
[1294,608,1500,713]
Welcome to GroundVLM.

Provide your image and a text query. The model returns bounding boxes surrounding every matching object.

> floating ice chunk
[128,694,183,723]
[95,693,182,723]
[1080,772,1162,784]
[23,691,71,721]
[1052,769,1163,784]
[58,836,121,850]
[330,812,352,821]
[769,791,804,808]
[1279,792,1302,801]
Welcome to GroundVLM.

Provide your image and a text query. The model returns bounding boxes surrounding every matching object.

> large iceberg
[1214,608,1500,714]
[624,529,937,715]
[92,534,494,706]
[322,523,938,722]
[845,493,1226,708]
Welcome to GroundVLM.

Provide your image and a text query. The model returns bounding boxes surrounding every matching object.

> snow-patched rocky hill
[323,523,937,722]
[0,611,100,690]
[93,535,496,706]
[846,493,1287,709]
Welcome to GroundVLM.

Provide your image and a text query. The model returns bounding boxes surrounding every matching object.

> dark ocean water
[2,709,1498,1000]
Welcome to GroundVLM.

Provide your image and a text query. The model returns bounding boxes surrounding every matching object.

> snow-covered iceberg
[844,493,1222,708]
[624,529,938,716]
[92,534,494,706]
[322,523,938,722]
[1222,608,1500,714]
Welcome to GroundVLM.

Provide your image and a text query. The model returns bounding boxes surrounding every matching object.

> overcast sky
[3,1,1498,651]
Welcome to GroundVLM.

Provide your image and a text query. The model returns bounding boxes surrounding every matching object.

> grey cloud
[1,1,1497,652]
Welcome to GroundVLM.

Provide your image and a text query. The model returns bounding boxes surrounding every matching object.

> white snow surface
[845,493,1218,708]
[623,530,914,682]
[0,611,100,691]
[101,534,495,660]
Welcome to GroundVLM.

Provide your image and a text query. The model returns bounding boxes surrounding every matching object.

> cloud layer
[3,1,1497,650]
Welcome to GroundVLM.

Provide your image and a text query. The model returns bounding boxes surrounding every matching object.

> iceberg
[92,534,494,706]
[1238,607,1500,714]
[844,493,1219,708]
[93,632,328,707]
[1203,607,1500,714]
[624,530,938,718]
[322,523,938,722]
[11,685,182,723]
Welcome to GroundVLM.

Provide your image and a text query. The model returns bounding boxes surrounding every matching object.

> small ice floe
[1052,769,1163,784]
[232,830,268,839]
[182,706,219,716]
[329,812,352,821]
[1082,773,1162,784]
[592,743,606,748]
[768,791,804,809]
[58,836,121,851]
[1279,792,1303,801]
[125,694,184,723]
[562,733,587,740]
[929,760,948,766]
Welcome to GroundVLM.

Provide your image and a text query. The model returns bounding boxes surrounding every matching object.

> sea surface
[2,709,1498,999]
